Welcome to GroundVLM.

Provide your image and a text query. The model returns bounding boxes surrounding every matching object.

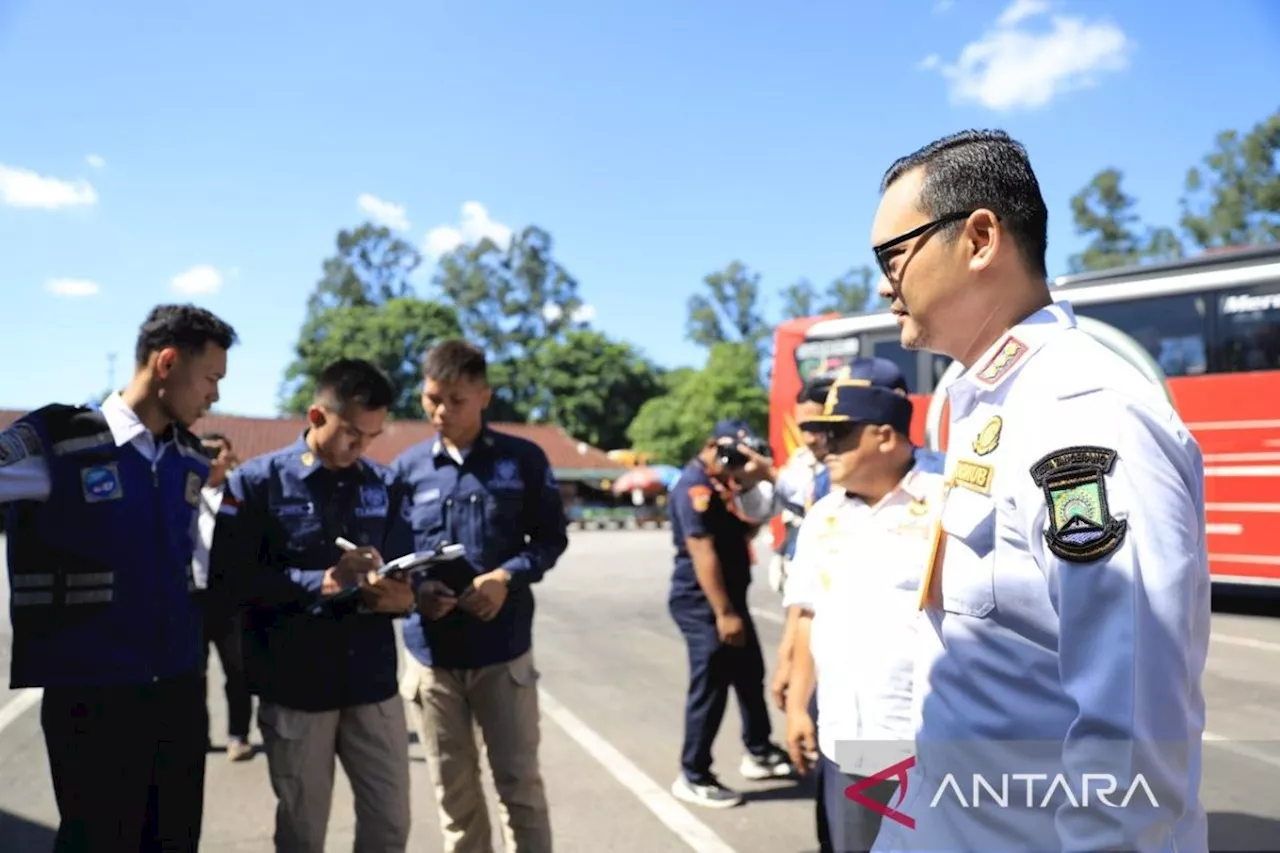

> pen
[335,537,359,552]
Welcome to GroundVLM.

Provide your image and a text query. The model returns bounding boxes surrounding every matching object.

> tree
[1180,110,1280,250]
[778,266,883,319]
[686,261,772,368]
[626,342,770,464]
[280,224,462,418]
[1067,169,1185,274]
[533,330,664,450]
[432,225,589,422]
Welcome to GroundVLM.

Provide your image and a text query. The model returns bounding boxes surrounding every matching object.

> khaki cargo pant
[258,696,412,853]
[401,650,552,853]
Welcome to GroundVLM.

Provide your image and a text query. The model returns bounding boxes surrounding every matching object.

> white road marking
[1203,732,1280,771]
[538,688,741,853]
[0,687,42,737]
[1211,633,1280,654]
[750,608,783,625]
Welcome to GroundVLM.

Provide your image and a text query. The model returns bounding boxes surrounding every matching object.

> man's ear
[155,347,179,379]
[479,384,493,410]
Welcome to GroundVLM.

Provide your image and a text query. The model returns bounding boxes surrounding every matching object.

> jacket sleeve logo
[1029,445,1127,563]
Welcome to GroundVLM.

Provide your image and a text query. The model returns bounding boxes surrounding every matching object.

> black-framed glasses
[873,210,974,281]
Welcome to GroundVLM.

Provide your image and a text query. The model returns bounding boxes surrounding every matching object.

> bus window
[1213,280,1280,372]
[869,336,922,393]
[794,336,862,383]
[1074,293,1209,377]
[928,353,955,392]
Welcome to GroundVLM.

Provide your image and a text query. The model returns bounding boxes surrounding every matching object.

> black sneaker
[670,774,743,808]
[740,744,796,780]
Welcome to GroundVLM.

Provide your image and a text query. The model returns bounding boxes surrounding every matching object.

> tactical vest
[5,404,208,688]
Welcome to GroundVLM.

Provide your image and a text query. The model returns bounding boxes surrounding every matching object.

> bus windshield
[794,336,863,384]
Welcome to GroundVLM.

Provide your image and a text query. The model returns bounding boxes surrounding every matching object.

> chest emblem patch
[1029,445,1128,563]
[972,415,1002,456]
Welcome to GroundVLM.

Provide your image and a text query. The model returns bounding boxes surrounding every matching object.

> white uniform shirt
[874,302,1211,853]
[784,461,946,774]
[0,392,169,503]
[191,484,225,590]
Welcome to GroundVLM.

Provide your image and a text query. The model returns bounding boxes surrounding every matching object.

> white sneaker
[670,775,743,808]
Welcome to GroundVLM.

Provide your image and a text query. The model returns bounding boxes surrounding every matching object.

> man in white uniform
[868,129,1210,853]
[783,373,946,853]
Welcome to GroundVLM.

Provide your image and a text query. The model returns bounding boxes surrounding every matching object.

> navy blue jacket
[668,459,754,609]
[210,435,406,712]
[393,427,569,670]
[4,405,207,688]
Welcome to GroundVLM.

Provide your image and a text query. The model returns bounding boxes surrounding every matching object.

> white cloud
[0,164,98,209]
[541,302,596,324]
[423,201,514,259]
[919,54,942,71]
[45,277,100,297]
[85,154,106,169]
[921,0,1131,111]
[934,0,956,12]
[171,265,224,296]
[996,0,1048,26]
[356,193,410,231]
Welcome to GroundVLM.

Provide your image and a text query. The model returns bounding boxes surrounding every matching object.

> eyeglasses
[872,211,975,281]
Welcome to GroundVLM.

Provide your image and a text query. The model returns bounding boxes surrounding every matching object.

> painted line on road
[538,687,741,853]
[1211,633,1280,654]
[1203,732,1280,771]
[750,607,784,625]
[0,687,42,737]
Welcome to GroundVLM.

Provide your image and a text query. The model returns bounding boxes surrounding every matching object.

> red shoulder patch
[687,485,712,513]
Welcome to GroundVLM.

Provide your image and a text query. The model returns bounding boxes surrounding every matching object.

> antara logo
[844,755,917,829]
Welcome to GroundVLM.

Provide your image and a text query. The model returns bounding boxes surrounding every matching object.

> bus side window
[1076,294,1209,378]
[1212,280,1280,373]
[869,336,922,393]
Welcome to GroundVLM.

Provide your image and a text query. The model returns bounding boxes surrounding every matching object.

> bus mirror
[924,315,1173,452]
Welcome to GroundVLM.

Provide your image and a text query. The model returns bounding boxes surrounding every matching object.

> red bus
[767,245,1280,587]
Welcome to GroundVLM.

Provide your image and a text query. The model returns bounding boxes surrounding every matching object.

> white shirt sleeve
[737,480,779,524]
[782,510,822,611]
[1015,389,1209,853]
[0,422,52,503]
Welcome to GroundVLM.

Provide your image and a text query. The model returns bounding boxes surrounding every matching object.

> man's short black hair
[423,339,488,385]
[881,129,1049,278]
[314,358,395,413]
[135,304,238,367]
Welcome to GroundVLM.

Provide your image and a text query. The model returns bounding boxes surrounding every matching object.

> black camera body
[717,434,771,470]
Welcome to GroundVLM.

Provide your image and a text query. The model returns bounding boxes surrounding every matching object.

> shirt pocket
[938,488,997,618]
[274,502,322,552]
[408,494,446,541]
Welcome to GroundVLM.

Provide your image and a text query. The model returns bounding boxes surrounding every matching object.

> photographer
[667,419,794,810]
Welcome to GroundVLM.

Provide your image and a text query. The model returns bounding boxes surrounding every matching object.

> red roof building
[0,409,625,484]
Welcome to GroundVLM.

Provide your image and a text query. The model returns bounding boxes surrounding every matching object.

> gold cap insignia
[300,451,315,467]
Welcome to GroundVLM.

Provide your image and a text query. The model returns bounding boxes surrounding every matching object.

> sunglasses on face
[872,210,976,282]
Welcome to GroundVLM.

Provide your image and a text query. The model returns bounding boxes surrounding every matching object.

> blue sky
[2,0,1278,417]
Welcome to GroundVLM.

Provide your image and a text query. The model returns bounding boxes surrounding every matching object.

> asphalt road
[1,530,1279,852]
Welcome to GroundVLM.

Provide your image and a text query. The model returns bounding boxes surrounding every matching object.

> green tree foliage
[1181,109,1280,249]
[626,342,770,464]
[432,225,590,422]
[686,261,772,368]
[280,223,462,418]
[533,330,663,450]
[1066,169,1184,273]
[778,265,884,319]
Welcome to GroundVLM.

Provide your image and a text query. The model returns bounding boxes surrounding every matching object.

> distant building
[0,410,626,500]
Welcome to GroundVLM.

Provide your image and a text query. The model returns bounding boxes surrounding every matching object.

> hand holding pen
[323,537,382,597]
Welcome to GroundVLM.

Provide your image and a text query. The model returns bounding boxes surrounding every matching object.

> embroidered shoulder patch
[688,484,712,514]
[1029,445,1128,563]
[0,423,40,467]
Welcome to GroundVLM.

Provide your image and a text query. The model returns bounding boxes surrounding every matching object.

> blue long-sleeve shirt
[392,427,569,669]
[209,434,406,712]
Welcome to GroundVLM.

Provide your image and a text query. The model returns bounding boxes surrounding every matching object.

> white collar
[100,391,152,448]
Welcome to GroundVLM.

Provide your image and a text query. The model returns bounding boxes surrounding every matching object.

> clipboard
[311,542,468,614]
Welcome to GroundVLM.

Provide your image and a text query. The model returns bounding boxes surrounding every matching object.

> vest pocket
[938,489,997,618]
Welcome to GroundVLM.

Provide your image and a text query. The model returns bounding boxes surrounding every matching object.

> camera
[717,434,771,470]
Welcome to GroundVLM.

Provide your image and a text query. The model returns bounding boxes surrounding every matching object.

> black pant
[40,670,207,853]
[199,592,252,744]
[812,691,833,853]
[669,594,772,781]
[820,754,898,853]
